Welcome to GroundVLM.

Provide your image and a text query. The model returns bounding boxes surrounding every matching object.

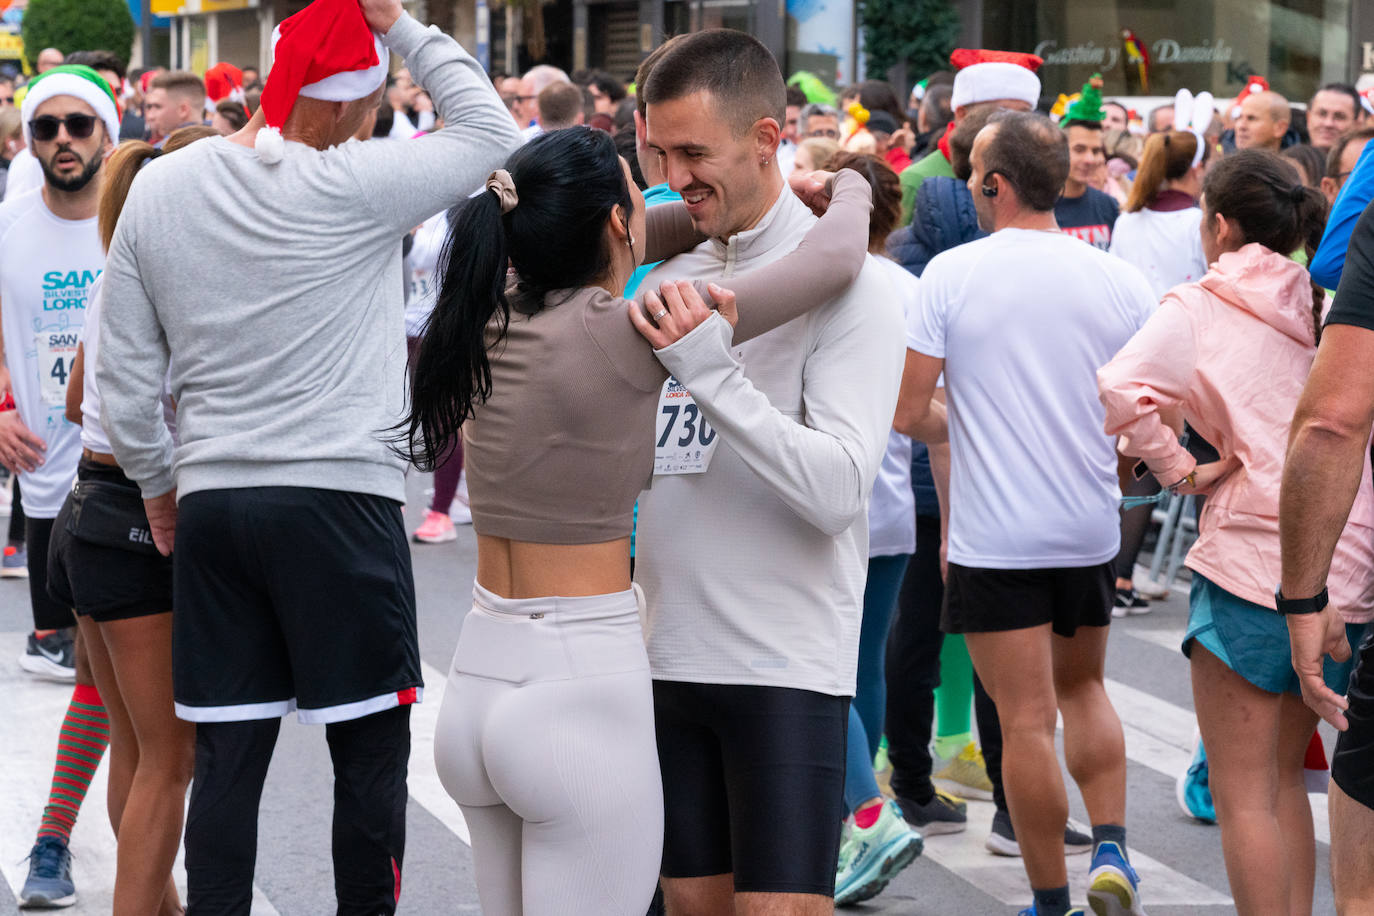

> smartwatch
[1274,585,1328,616]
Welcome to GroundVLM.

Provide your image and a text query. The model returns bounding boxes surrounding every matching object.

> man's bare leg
[1051,624,1125,827]
[965,625,1067,890]
[1331,781,1374,914]
[735,891,833,915]
[662,874,734,916]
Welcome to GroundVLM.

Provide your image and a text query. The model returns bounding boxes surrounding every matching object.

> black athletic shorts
[48,459,174,622]
[26,515,74,632]
[653,680,849,896]
[1333,627,1374,809]
[172,487,422,725]
[942,562,1114,637]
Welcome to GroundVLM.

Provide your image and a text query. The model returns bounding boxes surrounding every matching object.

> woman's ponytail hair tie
[486,169,519,214]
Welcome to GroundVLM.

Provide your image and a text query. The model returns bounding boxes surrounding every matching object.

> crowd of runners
[6,0,1374,913]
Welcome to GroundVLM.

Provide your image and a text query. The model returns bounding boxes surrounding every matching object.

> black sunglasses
[29,114,97,142]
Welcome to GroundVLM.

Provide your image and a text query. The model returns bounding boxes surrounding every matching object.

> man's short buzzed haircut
[641,29,786,136]
[538,81,583,130]
[151,70,207,106]
[981,111,1069,212]
[635,36,684,120]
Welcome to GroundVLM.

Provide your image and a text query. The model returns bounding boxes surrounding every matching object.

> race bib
[35,329,79,408]
[654,376,719,475]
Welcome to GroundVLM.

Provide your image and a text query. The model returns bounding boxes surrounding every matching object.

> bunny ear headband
[1174,88,1215,169]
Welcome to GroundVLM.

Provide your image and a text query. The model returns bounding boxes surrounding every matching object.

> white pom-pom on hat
[255,125,285,164]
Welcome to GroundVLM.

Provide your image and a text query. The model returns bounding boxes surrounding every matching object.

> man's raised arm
[352,0,522,233]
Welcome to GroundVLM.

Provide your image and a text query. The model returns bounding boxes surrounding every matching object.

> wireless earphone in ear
[981,183,998,198]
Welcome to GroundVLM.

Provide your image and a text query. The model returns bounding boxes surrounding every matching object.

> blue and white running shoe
[1087,841,1146,916]
[1176,731,1217,824]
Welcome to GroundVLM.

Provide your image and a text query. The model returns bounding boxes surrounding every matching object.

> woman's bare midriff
[475,534,632,599]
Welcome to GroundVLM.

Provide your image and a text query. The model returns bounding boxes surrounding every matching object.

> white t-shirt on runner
[404,210,447,339]
[907,228,1156,569]
[1108,206,1207,299]
[0,189,100,517]
[868,256,917,558]
[3,149,44,202]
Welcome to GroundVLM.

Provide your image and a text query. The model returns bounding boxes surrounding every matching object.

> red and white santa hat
[256,0,389,164]
[949,48,1043,112]
[205,61,247,112]
[1229,75,1269,120]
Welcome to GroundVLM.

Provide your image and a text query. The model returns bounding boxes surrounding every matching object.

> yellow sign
[149,0,255,14]
[0,32,23,59]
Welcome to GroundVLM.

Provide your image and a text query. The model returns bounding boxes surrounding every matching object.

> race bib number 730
[654,375,719,475]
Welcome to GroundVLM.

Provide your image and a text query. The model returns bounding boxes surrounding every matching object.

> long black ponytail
[398,126,633,470]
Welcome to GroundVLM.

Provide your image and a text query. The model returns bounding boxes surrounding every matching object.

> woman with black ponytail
[1100,148,1374,913]
[406,125,873,915]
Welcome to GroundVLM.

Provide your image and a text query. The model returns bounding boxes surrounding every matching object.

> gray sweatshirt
[98,15,521,502]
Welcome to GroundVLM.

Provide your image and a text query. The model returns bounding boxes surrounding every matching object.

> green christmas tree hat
[1063,73,1105,125]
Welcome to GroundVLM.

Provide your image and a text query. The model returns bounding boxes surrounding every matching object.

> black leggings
[9,474,24,543]
[185,705,410,915]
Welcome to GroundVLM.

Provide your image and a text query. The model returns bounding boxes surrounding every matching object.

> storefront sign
[1035,37,1233,67]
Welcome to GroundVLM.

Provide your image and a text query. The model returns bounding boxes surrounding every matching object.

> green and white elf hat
[20,64,122,147]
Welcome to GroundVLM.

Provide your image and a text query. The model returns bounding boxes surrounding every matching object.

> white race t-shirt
[908,228,1156,569]
[1108,207,1207,299]
[0,189,100,517]
[404,210,447,339]
[868,256,917,558]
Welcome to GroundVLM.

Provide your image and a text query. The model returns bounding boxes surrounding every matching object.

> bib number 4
[36,330,79,409]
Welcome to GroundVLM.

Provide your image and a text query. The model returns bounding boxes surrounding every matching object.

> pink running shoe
[413,510,457,544]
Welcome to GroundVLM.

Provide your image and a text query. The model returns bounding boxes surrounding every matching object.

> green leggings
[934,633,974,738]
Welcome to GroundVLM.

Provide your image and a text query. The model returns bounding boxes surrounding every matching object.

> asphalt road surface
[0,473,1337,913]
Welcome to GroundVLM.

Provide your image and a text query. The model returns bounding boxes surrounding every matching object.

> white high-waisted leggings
[434,582,663,916]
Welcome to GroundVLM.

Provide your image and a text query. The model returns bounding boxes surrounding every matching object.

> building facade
[157,0,1374,106]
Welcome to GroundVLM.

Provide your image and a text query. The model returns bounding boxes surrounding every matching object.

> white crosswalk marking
[407,659,470,845]
[0,631,278,915]
[1,625,1337,912]
[920,800,1232,906]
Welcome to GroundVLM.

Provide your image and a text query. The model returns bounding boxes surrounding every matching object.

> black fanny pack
[65,480,160,556]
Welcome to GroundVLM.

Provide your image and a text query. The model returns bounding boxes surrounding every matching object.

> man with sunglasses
[0,62,118,908]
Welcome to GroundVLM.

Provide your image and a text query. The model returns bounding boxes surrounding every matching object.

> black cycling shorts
[943,562,1114,638]
[48,458,174,622]
[172,487,422,725]
[1333,627,1374,810]
[653,680,849,896]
